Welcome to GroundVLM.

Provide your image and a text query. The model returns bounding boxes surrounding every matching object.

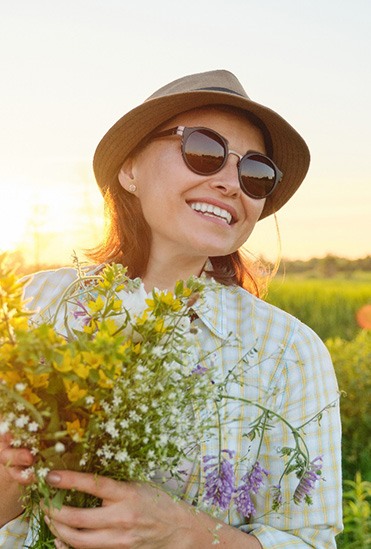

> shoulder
[21,264,101,319]
[221,284,330,360]
[22,267,79,312]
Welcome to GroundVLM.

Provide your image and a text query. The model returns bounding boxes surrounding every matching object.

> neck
[142,254,208,291]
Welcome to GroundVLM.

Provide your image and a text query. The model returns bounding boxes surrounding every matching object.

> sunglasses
[152,126,282,199]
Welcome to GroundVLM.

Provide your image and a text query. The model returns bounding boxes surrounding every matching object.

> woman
[0,70,342,548]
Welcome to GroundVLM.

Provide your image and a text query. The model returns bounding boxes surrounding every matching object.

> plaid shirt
[0,268,343,548]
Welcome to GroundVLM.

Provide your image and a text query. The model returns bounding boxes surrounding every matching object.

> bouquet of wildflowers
[0,254,337,547]
[0,255,216,547]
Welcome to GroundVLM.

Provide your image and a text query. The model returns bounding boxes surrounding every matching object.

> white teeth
[190,202,232,224]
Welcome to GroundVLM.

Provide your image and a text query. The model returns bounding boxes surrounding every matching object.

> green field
[266,274,371,341]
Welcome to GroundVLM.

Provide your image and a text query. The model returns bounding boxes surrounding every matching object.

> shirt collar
[191,279,231,340]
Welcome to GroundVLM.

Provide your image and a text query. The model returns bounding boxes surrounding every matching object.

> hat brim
[93,90,310,220]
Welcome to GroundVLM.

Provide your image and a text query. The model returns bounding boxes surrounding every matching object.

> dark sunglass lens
[239,155,276,198]
[184,129,225,174]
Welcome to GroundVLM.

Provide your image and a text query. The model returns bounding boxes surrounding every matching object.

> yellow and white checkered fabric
[0,515,29,548]
[0,268,343,548]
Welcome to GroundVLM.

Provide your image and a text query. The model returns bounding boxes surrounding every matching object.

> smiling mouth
[189,202,233,225]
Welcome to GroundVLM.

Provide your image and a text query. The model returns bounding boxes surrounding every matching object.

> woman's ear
[118,158,136,193]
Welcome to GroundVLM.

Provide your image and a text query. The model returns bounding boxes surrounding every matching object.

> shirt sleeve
[241,321,343,548]
[0,516,29,548]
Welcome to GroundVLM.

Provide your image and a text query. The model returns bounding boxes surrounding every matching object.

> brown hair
[87,107,274,297]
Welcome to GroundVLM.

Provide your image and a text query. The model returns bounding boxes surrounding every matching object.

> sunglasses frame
[152,125,283,199]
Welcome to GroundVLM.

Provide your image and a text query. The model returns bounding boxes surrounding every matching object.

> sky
[0,0,370,265]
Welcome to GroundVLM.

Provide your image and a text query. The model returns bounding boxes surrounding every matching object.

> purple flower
[203,450,235,510]
[234,461,269,518]
[191,364,208,375]
[73,300,91,325]
[294,456,323,505]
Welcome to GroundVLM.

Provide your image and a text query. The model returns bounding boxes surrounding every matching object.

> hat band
[196,86,245,96]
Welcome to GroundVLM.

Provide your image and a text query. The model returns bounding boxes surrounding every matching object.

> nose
[208,153,241,197]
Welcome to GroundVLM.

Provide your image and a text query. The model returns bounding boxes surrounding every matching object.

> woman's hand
[43,471,263,549]
[43,470,192,549]
[0,435,34,526]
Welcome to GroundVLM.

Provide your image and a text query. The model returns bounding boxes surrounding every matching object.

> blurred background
[1,0,370,267]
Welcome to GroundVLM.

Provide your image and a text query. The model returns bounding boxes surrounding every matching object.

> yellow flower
[66,419,85,442]
[112,299,123,311]
[23,387,41,405]
[101,318,120,336]
[145,298,155,309]
[135,310,148,325]
[63,379,88,402]
[43,326,66,345]
[181,287,193,298]
[0,370,22,388]
[26,372,50,389]
[146,292,182,311]
[74,362,90,380]
[155,318,166,333]
[87,295,105,313]
[161,293,182,310]
[12,316,30,331]
[81,351,104,370]
[98,369,114,389]
[132,342,141,355]
[0,342,14,362]
[83,320,97,334]
[53,349,75,373]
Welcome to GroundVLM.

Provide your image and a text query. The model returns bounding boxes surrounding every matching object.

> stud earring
[128,183,137,193]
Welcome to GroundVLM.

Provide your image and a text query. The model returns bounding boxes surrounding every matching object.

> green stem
[221,394,311,465]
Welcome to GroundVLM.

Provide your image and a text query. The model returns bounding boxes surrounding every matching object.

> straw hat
[93,69,310,219]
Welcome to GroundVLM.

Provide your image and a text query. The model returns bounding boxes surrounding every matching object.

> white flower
[54,442,66,453]
[0,421,9,435]
[115,450,129,462]
[159,433,169,445]
[112,395,122,407]
[85,396,95,405]
[128,411,140,422]
[28,422,39,432]
[105,420,119,438]
[20,467,34,480]
[37,467,50,479]
[15,383,27,393]
[15,415,30,428]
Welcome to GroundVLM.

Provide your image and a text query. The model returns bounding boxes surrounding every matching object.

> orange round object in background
[356,304,371,329]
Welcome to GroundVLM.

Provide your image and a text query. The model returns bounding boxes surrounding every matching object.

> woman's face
[119,107,267,265]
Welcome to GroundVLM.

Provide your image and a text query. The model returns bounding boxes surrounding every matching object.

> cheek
[242,196,266,222]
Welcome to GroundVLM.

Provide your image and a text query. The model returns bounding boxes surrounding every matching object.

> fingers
[0,447,33,467]
[46,470,127,502]
[54,540,69,549]
[0,446,35,484]
[47,516,124,549]
[43,503,117,531]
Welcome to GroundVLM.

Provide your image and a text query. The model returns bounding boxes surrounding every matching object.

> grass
[265,275,371,341]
